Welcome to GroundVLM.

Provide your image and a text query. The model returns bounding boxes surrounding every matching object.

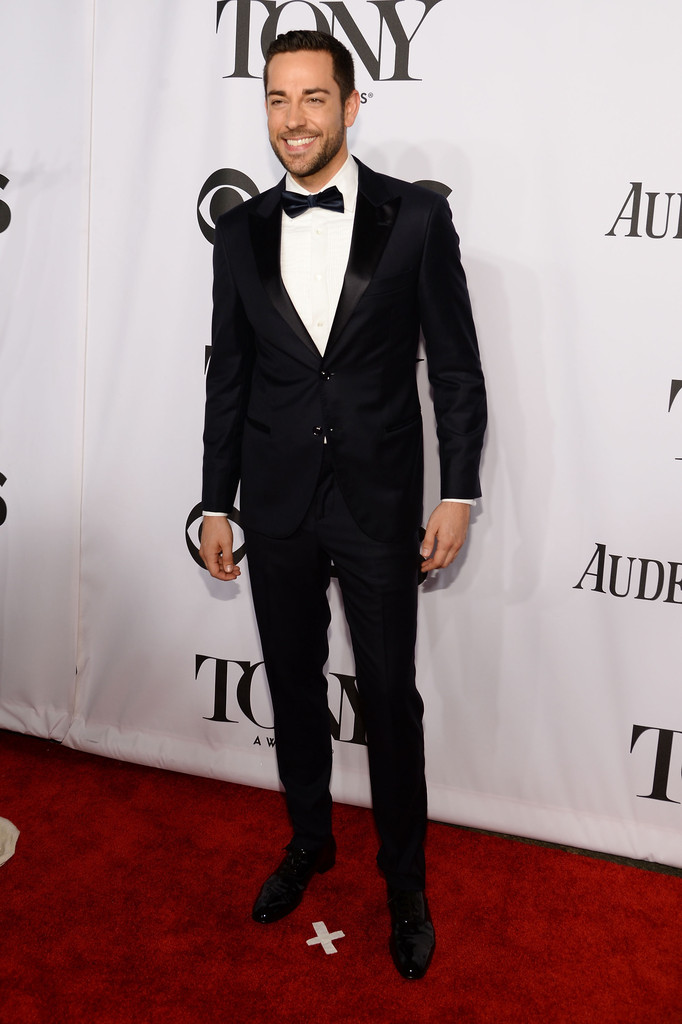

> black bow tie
[281,185,344,218]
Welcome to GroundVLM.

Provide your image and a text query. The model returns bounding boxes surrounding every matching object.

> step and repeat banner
[0,2,93,738]
[1,0,681,867]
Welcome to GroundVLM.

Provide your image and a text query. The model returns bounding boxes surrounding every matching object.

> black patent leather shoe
[387,887,435,980]
[252,838,336,923]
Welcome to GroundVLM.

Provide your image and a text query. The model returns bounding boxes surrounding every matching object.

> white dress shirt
[280,155,357,355]
[203,154,472,513]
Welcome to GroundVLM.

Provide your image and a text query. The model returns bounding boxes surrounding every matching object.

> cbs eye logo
[196,169,260,243]
[413,179,452,201]
[196,170,453,245]
[0,175,11,233]
[0,473,7,527]
[185,503,246,569]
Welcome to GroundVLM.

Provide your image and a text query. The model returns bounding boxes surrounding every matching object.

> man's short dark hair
[264,30,356,103]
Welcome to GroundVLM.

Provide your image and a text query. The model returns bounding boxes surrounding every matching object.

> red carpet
[1,730,681,1023]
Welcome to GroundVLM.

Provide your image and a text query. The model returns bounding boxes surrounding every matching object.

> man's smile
[283,136,317,148]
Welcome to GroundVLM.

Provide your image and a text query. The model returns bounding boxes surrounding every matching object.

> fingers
[206,552,241,581]
[215,548,241,581]
[207,551,240,580]
[421,537,462,572]
[420,524,436,562]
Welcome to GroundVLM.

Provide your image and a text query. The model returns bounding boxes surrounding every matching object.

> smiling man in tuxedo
[200,29,486,980]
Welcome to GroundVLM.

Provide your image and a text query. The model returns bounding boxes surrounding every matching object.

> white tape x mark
[306,920,345,955]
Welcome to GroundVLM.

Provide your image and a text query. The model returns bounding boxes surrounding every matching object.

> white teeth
[286,137,315,147]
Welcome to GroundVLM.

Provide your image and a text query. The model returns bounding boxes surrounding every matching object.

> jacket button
[320,370,333,380]
[312,426,323,436]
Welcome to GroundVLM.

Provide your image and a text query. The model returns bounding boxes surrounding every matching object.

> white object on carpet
[0,817,19,866]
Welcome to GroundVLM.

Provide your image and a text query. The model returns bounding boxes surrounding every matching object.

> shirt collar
[284,154,358,215]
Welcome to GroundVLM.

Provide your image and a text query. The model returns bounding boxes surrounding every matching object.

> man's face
[265,50,360,190]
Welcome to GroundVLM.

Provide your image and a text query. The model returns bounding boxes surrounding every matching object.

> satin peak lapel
[248,189,319,360]
[325,190,400,355]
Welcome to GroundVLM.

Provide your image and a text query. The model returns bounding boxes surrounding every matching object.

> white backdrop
[0,1,93,738]
[1,0,681,867]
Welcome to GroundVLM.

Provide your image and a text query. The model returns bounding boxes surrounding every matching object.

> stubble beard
[271,122,345,180]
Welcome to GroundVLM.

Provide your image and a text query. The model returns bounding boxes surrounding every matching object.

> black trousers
[244,449,427,890]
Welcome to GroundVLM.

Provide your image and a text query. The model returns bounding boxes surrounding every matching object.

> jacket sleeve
[417,194,487,499]
[201,218,255,512]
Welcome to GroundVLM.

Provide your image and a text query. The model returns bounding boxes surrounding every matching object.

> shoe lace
[279,846,313,878]
[388,889,424,924]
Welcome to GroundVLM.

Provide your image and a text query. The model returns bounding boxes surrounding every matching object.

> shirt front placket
[309,209,330,353]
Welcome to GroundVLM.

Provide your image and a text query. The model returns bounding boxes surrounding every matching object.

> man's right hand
[199,516,241,581]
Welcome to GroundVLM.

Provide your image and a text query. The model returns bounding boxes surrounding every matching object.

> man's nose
[285,102,306,129]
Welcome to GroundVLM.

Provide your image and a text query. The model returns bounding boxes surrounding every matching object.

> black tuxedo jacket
[203,159,486,542]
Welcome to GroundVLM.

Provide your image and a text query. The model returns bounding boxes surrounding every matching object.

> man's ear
[344,90,361,128]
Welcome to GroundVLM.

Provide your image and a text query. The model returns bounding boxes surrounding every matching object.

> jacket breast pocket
[363,270,415,298]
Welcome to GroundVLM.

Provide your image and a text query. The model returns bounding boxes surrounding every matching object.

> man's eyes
[269,97,324,107]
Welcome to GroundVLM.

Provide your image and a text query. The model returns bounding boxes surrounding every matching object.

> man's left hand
[420,502,470,572]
